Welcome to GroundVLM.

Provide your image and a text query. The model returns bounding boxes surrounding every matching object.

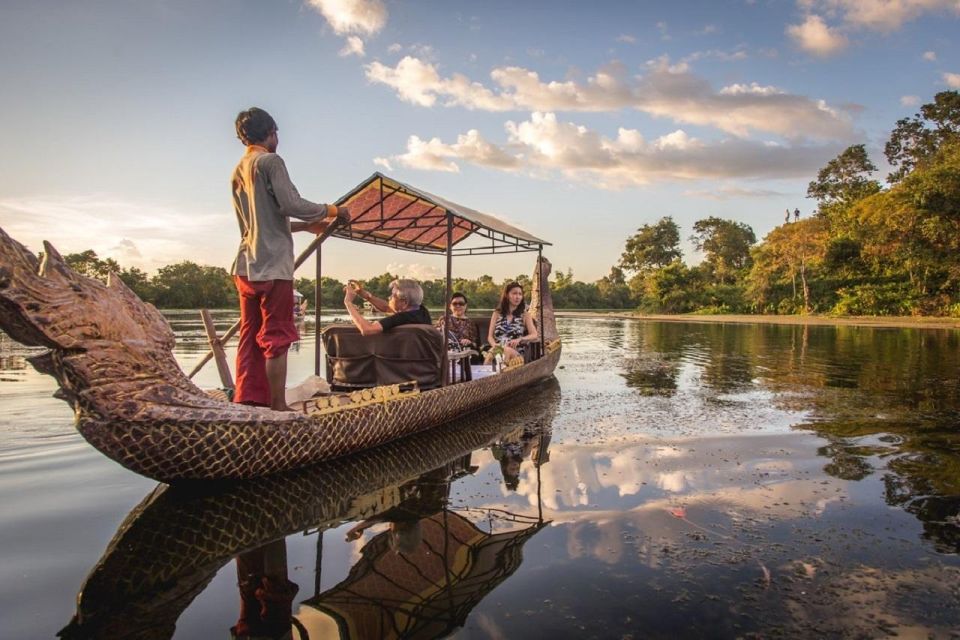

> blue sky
[1,0,958,282]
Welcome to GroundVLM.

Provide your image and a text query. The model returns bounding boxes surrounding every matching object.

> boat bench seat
[322,324,444,390]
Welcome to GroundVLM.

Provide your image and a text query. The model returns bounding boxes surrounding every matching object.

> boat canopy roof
[333,172,550,256]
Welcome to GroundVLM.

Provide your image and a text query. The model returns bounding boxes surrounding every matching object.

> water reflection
[302,455,546,639]
[58,380,559,639]
[4,316,960,636]
[608,320,960,553]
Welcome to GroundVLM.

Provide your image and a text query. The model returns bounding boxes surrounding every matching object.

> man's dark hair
[235,108,277,145]
[451,292,468,305]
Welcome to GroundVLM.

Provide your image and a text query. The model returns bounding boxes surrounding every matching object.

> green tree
[64,250,122,281]
[619,217,682,274]
[153,262,234,308]
[596,266,632,308]
[644,260,703,313]
[748,218,829,313]
[117,266,156,303]
[807,144,881,214]
[852,139,960,307]
[885,91,960,183]
[690,217,756,284]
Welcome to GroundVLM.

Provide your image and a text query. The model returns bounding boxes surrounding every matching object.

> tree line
[615,91,960,316]
[61,91,959,315]
[59,251,628,311]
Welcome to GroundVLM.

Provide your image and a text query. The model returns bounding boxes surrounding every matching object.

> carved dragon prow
[529,255,558,342]
[0,226,313,449]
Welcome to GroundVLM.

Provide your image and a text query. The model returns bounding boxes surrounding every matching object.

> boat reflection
[299,453,546,639]
[58,379,559,639]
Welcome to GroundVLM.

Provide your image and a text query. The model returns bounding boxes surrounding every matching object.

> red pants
[234,276,299,406]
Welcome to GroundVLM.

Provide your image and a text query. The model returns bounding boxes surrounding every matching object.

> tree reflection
[618,320,960,552]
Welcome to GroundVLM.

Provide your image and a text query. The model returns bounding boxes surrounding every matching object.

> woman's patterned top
[493,312,526,354]
[435,315,479,350]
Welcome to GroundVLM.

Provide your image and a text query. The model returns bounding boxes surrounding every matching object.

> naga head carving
[0,226,174,354]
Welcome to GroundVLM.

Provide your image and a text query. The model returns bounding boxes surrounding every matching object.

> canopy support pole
[313,530,323,599]
[538,245,544,356]
[442,212,453,386]
[314,243,322,377]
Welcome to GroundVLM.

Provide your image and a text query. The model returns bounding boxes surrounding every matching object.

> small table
[447,349,477,383]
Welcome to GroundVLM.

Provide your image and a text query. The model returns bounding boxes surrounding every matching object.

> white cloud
[786,14,849,56]
[806,0,960,33]
[900,95,921,106]
[923,50,937,61]
[378,113,843,188]
[365,57,854,140]
[111,238,143,260]
[0,195,225,272]
[786,2,960,58]
[338,35,365,57]
[365,56,513,110]
[306,0,387,36]
[384,129,521,173]
[616,34,636,44]
[384,262,443,280]
[387,43,403,54]
[683,48,749,63]
[943,72,960,88]
[683,185,787,199]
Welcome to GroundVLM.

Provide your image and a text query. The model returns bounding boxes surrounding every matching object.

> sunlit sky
[1,0,958,282]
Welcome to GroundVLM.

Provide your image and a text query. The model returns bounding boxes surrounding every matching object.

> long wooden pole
[441,212,452,386]
[199,309,234,390]
[314,243,322,377]
[188,224,340,380]
[538,245,544,357]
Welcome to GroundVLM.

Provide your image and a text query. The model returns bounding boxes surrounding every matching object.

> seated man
[343,278,431,335]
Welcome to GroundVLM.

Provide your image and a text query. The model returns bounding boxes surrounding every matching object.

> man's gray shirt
[231,147,330,281]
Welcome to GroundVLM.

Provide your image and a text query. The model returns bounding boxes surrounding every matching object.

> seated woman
[435,292,479,352]
[486,281,538,364]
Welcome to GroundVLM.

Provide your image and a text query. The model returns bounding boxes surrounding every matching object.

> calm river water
[1,314,959,639]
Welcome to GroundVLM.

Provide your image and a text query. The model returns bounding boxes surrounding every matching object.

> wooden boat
[57,380,558,639]
[0,173,561,482]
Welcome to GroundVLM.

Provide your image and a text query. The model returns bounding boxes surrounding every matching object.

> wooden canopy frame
[315,173,550,385]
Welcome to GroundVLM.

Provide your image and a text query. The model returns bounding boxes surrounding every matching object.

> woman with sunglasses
[435,292,479,351]
[487,281,538,364]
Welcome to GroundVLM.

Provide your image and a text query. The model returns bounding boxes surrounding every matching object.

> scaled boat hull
[0,226,560,482]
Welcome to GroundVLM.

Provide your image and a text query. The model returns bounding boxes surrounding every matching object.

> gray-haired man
[343,278,431,335]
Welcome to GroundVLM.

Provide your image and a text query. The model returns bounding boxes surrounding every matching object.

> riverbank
[556,310,960,330]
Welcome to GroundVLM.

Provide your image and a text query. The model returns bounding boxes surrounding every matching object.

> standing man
[794,207,801,222]
[784,208,791,224]
[231,107,348,410]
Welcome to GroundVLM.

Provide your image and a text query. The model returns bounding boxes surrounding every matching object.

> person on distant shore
[486,281,538,363]
[230,107,348,411]
[436,292,479,351]
[343,278,431,334]
[784,208,791,224]
[794,207,800,222]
